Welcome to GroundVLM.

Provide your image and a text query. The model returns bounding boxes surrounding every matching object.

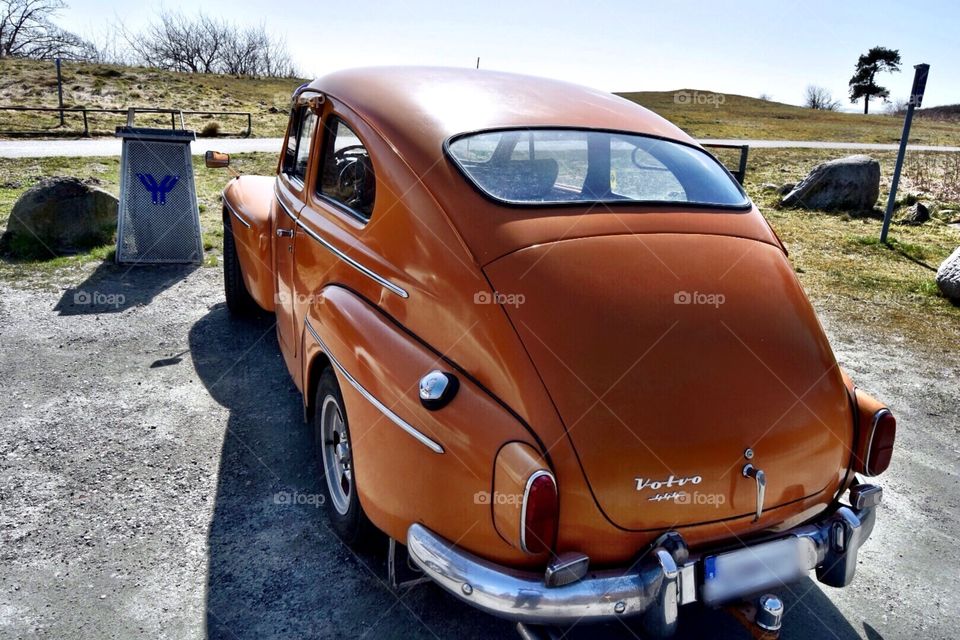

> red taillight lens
[866,410,896,476]
[521,471,558,554]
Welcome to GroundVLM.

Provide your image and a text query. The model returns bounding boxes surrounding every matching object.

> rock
[781,155,880,211]
[761,183,779,192]
[2,177,117,258]
[900,202,930,225]
[777,183,796,195]
[936,247,960,301]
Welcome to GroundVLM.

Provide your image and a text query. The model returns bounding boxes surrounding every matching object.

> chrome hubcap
[321,394,352,515]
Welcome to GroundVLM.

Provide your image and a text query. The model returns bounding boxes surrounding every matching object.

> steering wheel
[334,146,372,209]
[333,145,367,163]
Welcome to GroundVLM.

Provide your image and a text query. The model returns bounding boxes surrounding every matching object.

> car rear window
[446,129,750,208]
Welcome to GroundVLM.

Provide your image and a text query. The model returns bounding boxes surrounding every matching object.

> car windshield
[446,129,750,208]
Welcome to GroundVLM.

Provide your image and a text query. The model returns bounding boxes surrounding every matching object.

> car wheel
[314,368,378,548]
[222,211,258,316]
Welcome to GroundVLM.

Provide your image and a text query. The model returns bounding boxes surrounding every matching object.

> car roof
[306,67,697,173]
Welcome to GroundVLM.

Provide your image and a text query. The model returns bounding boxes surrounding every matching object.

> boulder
[2,177,117,257]
[777,182,796,195]
[781,155,880,211]
[899,202,930,225]
[937,247,960,301]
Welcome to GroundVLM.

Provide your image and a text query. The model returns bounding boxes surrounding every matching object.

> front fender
[302,285,546,567]
[223,175,275,312]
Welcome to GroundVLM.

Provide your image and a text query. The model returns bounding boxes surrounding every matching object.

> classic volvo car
[209,67,896,637]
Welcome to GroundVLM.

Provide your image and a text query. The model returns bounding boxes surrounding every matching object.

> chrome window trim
[295,218,409,299]
[223,196,252,228]
[304,319,443,454]
[520,469,556,553]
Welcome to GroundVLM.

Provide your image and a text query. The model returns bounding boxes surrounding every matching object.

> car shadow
[54,261,197,315]
[190,304,870,640]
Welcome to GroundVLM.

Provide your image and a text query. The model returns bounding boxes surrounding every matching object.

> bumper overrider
[407,484,881,634]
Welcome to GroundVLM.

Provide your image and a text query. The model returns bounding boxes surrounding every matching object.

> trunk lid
[484,232,852,531]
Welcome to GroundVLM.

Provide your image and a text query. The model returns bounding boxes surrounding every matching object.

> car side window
[282,106,317,183]
[317,117,375,220]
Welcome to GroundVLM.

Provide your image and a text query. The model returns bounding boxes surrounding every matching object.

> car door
[275,105,317,367]
[294,110,380,316]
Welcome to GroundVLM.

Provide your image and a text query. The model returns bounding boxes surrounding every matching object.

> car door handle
[276,228,294,238]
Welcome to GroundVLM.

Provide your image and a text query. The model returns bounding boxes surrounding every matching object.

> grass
[617,90,960,146]
[0,152,277,286]
[0,58,303,138]
[744,148,960,356]
[3,57,960,146]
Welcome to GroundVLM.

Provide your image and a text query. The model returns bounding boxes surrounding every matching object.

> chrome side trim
[222,195,252,228]
[520,470,556,553]
[304,319,443,454]
[295,219,409,299]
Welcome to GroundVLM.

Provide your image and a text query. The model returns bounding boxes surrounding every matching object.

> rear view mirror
[205,150,231,169]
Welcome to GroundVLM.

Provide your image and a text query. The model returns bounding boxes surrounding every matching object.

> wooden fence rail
[0,106,253,137]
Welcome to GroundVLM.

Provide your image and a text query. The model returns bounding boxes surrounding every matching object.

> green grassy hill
[0,58,304,138]
[616,90,960,146]
[2,58,960,145]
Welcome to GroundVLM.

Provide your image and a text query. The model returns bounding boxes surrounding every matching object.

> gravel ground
[0,264,957,640]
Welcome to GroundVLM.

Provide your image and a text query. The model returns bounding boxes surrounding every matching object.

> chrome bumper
[406,485,880,631]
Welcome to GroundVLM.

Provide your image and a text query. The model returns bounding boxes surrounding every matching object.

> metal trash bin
[115,126,203,264]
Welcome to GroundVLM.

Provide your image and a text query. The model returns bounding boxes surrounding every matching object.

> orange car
[210,67,896,637]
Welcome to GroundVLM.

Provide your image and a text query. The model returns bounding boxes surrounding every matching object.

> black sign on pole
[880,63,929,244]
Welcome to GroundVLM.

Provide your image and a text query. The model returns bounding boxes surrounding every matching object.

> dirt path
[0,264,957,639]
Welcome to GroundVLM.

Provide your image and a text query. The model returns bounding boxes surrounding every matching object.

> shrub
[199,121,221,137]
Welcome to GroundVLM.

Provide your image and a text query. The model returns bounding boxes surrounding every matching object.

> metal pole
[880,63,929,244]
[56,58,64,127]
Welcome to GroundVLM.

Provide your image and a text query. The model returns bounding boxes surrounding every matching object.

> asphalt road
[0,138,959,158]
[0,265,957,639]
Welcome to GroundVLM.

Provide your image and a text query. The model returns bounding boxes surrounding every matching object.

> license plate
[701,537,807,605]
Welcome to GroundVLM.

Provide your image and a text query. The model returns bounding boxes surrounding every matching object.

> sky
[58,0,960,109]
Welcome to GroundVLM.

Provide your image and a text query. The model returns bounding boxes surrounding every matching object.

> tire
[222,211,258,316]
[313,368,379,548]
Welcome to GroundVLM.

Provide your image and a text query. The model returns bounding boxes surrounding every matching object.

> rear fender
[223,175,276,312]
[301,285,544,566]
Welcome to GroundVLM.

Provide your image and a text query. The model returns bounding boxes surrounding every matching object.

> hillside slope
[0,58,303,138]
[2,58,960,145]
[616,90,960,146]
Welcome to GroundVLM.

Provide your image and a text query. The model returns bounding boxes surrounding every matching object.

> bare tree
[885,97,908,115]
[0,0,93,59]
[803,85,841,111]
[126,10,297,78]
[126,11,225,73]
[758,92,773,101]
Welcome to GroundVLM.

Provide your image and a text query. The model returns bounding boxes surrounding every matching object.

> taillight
[865,410,896,476]
[521,471,558,554]
[852,389,896,477]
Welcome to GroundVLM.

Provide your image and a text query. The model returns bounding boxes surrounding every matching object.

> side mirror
[205,150,231,169]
